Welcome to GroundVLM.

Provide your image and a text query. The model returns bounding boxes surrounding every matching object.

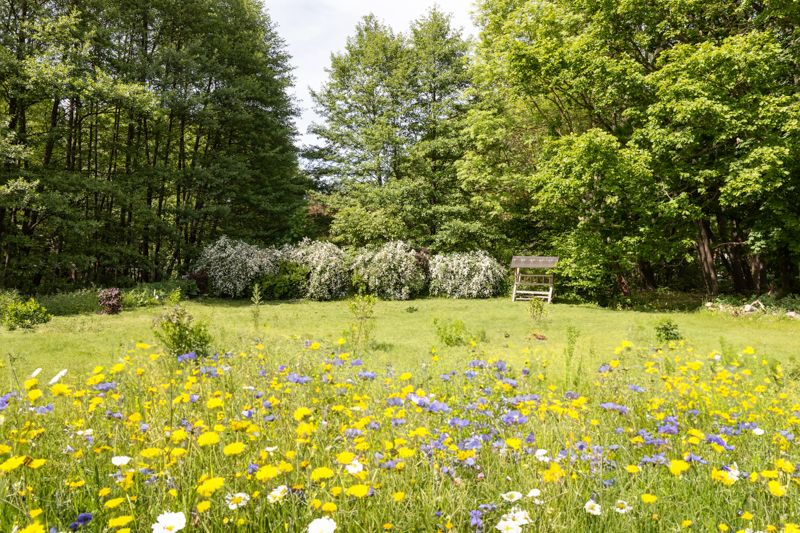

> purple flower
[599,402,629,415]
[177,351,197,363]
[358,371,377,380]
[500,410,528,425]
[469,509,483,528]
[449,417,470,428]
[286,372,311,384]
[69,513,93,530]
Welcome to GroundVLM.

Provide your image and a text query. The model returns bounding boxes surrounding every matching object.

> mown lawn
[1,298,798,377]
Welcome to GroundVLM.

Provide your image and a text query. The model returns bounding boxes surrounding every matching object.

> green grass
[1,297,798,377]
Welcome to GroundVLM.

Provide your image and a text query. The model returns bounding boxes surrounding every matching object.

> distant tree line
[0,0,305,292]
[3,1,800,300]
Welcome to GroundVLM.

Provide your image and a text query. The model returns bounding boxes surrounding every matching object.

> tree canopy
[3,1,800,300]
[1,0,305,292]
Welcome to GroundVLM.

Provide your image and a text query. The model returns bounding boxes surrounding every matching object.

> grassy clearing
[1,308,800,531]
[1,298,798,377]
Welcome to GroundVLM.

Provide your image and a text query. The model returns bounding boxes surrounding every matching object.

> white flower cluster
[352,241,426,300]
[289,239,350,301]
[196,236,281,297]
[196,237,508,301]
[429,250,506,299]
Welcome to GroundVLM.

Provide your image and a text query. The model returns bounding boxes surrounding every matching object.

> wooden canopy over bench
[511,256,559,303]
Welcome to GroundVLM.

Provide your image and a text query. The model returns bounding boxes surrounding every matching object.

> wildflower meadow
[1,337,799,532]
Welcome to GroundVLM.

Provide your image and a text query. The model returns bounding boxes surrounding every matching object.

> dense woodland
[2,0,800,300]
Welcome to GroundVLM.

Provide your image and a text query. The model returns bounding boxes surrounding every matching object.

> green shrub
[527,298,547,322]
[0,289,20,311]
[256,261,309,300]
[153,304,212,357]
[122,280,196,309]
[433,318,486,347]
[347,293,377,353]
[2,298,52,330]
[655,318,683,343]
[37,289,100,315]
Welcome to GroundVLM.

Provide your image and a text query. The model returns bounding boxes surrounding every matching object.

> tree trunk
[695,219,719,295]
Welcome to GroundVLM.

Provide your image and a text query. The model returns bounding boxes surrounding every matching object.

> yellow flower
[322,502,337,513]
[293,407,312,421]
[641,494,657,504]
[256,465,281,481]
[223,442,245,456]
[170,428,188,444]
[346,484,370,498]
[768,480,786,497]
[505,438,522,450]
[392,492,405,502]
[105,497,126,509]
[197,500,211,513]
[741,511,753,521]
[197,476,225,497]
[681,520,693,528]
[27,458,46,469]
[711,468,737,486]
[542,462,565,483]
[108,515,134,528]
[336,451,355,465]
[311,467,334,482]
[29,509,42,518]
[206,397,224,409]
[669,459,690,477]
[140,447,162,459]
[626,464,641,474]
[27,389,43,402]
[198,432,220,447]
[19,522,45,533]
[0,455,27,472]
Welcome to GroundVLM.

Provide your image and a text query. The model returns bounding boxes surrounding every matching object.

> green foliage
[37,290,100,316]
[468,0,800,299]
[309,8,483,253]
[0,0,304,292]
[433,318,486,347]
[250,283,262,331]
[346,293,377,354]
[153,305,212,357]
[527,298,547,323]
[1,298,52,330]
[121,281,195,309]
[655,319,684,343]
[256,261,310,300]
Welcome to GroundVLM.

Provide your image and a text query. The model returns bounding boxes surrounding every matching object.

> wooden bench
[510,256,559,303]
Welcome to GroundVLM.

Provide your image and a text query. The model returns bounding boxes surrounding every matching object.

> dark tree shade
[0,0,307,292]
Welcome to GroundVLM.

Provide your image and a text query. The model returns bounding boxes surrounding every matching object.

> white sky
[267,0,478,146]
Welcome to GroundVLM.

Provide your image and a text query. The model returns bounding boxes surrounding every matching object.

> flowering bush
[428,251,507,298]
[290,239,349,300]
[98,288,123,314]
[1,339,799,532]
[351,241,426,300]
[196,236,281,297]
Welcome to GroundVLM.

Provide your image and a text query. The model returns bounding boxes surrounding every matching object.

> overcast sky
[267,1,478,146]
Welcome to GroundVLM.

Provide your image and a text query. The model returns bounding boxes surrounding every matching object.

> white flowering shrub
[196,236,281,297]
[352,241,427,300]
[429,251,507,298]
[290,239,349,300]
